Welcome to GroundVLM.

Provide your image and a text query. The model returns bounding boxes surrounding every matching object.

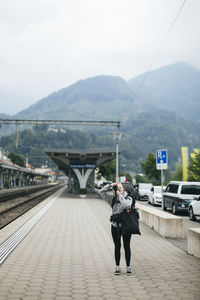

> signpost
[156,149,168,210]
[120,176,126,183]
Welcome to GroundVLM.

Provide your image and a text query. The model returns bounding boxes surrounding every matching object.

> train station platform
[0,187,200,300]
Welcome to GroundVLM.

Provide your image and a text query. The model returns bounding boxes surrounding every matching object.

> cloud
[0,0,200,113]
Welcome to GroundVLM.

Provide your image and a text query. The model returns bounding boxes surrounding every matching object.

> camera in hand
[112,185,118,192]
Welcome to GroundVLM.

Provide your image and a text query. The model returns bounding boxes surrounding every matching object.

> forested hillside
[0,126,114,168]
[0,110,199,172]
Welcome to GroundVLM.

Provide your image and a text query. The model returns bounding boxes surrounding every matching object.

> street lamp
[112,131,122,183]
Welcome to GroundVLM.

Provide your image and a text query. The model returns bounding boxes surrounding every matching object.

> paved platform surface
[0,188,200,300]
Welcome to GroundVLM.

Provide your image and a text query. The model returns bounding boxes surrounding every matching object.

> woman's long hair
[122,182,136,206]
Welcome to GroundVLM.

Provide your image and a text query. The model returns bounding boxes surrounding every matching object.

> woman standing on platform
[100,182,134,275]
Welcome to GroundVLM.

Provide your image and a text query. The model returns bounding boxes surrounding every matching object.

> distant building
[48,127,58,133]
[0,147,49,189]
[25,162,35,170]
[35,167,56,182]
[60,128,66,133]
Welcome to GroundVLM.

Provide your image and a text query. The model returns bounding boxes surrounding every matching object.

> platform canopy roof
[45,149,116,174]
[0,161,49,177]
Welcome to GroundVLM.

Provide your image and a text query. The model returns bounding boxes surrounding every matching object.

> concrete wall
[97,191,184,239]
[136,203,184,239]
[188,228,200,259]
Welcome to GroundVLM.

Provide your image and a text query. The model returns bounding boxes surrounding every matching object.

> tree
[98,160,116,182]
[135,174,149,184]
[141,152,161,185]
[8,152,25,167]
[171,163,182,181]
[188,152,200,181]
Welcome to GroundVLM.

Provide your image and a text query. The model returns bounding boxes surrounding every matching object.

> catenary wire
[134,0,187,99]
[0,93,19,115]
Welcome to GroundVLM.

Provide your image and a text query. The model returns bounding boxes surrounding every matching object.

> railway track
[0,184,62,229]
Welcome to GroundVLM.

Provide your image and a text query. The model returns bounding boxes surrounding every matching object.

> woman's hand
[110,182,117,187]
[110,183,118,194]
[111,183,124,196]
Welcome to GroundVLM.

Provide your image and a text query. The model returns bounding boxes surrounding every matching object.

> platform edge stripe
[0,187,64,265]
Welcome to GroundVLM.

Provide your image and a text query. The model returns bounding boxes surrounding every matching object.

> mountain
[15,62,200,122]
[16,76,136,121]
[0,113,11,118]
[1,62,200,171]
[128,62,200,120]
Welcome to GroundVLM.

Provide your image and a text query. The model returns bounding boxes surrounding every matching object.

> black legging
[111,225,132,266]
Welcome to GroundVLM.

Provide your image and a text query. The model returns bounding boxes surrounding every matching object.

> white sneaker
[126,266,132,275]
[114,266,121,275]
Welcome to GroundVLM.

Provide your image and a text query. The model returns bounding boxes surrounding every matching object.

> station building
[0,150,49,189]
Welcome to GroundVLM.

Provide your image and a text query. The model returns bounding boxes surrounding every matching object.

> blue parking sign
[156,149,168,169]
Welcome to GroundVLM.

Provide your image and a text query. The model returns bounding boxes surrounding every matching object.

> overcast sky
[0,0,200,115]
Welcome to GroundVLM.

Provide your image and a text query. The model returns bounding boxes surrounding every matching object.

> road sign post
[156,149,168,211]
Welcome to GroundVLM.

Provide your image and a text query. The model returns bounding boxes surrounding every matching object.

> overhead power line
[0,119,121,148]
[134,0,186,99]
[0,93,19,115]
[0,119,120,128]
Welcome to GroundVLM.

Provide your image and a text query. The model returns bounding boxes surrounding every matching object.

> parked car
[148,186,164,206]
[188,196,200,220]
[163,181,200,215]
[138,183,152,201]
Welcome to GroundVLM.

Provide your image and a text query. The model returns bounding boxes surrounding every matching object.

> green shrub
[79,188,87,194]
